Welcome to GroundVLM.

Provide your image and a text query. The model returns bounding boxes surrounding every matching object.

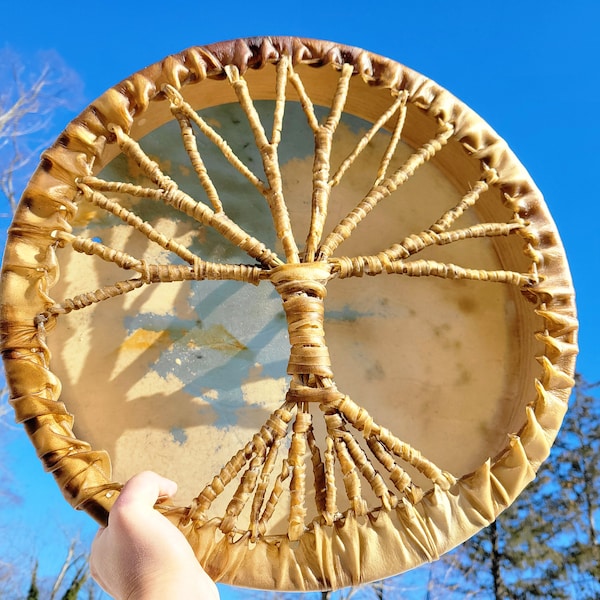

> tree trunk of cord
[490,520,505,600]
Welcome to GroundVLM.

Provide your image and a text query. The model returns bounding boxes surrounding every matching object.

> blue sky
[1,2,598,598]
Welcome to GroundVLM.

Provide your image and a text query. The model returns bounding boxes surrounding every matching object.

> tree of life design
[40,55,538,543]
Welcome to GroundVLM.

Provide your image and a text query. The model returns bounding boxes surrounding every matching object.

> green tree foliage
[545,377,600,596]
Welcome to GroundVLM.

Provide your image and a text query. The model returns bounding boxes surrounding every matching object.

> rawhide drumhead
[0,37,577,590]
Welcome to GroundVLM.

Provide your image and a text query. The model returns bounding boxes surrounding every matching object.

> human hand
[90,471,219,599]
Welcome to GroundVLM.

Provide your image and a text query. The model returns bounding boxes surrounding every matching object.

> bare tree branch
[0,47,83,212]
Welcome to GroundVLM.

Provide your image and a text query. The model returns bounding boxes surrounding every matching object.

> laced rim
[0,37,577,591]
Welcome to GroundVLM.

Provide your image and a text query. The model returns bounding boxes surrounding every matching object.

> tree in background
[547,377,600,595]
[25,544,91,600]
[0,47,81,212]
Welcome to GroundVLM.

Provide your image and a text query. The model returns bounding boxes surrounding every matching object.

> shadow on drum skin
[47,271,289,504]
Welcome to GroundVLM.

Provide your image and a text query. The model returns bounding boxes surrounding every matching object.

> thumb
[113,471,178,512]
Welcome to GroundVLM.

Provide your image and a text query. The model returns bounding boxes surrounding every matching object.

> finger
[113,471,178,511]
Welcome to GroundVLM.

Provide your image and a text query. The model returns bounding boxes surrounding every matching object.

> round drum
[0,37,577,591]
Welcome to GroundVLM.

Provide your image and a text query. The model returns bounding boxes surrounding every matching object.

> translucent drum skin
[0,37,577,590]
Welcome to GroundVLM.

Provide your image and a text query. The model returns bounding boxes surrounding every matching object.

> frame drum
[0,37,577,590]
